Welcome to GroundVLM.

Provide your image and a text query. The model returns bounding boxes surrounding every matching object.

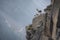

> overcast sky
[0,0,51,27]
[0,0,51,40]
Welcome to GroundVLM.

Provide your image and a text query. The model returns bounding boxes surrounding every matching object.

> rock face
[26,0,60,40]
[26,13,46,40]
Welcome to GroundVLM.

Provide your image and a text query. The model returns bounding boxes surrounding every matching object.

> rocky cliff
[26,0,60,40]
[26,13,46,40]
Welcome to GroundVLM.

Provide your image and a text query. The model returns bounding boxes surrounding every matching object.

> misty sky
[0,0,51,27]
[0,0,51,40]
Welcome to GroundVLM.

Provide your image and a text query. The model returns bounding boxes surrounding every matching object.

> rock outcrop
[26,0,60,40]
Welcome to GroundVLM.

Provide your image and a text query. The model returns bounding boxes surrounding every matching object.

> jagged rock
[26,0,60,40]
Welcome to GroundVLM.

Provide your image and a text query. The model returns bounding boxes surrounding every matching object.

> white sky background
[0,0,51,40]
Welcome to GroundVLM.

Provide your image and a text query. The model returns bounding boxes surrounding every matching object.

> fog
[0,0,50,40]
[0,13,21,40]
